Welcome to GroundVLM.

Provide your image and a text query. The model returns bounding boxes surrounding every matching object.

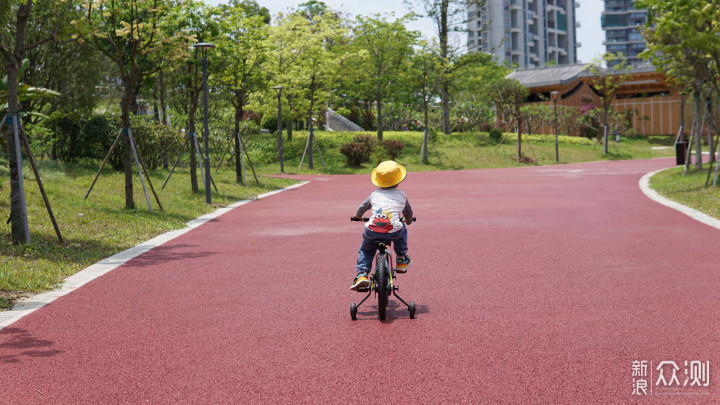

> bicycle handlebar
[350,216,416,223]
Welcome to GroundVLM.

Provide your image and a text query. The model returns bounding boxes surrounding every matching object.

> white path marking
[639,168,720,230]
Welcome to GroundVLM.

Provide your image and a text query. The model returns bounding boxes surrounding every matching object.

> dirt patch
[0,291,29,311]
[513,155,537,164]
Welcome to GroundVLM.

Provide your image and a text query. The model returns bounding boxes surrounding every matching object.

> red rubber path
[1,158,719,403]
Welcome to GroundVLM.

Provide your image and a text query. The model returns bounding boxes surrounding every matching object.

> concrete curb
[639,168,720,230]
[0,181,309,331]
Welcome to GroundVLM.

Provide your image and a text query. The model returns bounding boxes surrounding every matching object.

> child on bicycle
[351,160,414,290]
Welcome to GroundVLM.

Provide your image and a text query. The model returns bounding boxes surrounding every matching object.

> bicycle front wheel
[376,254,388,320]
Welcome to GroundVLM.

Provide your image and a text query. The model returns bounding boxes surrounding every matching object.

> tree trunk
[308,112,314,170]
[694,93,703,170]
[440,0,451,135]
[706,100,714,164]
[286,94,293,141]
[233,95,243,183]
[159,70,167,126]
[159,70,168,170]
[516,108,523,158]
[188,99,199,193]
[4,0,33,244]
[6,89,30,244]
[121,81,135,209]
[129,81,141,116]
[376,97,384,141]
[422,102,429,163]
[603,109,609,156]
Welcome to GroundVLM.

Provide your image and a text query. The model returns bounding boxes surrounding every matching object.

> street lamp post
[273,85,284,173]
[194,42,215,204]
[551,91,560,163]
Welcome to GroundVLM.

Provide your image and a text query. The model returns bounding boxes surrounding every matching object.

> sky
[205,0,605,64]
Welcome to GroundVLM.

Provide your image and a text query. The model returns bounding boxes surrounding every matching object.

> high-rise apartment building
[467,0,579,69]
[601,0,647,66]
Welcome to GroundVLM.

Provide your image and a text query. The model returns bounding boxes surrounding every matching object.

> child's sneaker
[395,255,411,273]
[350,273,370,290]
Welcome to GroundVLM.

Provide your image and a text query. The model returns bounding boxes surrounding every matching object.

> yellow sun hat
[371,160,407,188]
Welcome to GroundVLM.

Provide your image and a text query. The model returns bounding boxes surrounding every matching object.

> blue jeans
[356,227,408,275]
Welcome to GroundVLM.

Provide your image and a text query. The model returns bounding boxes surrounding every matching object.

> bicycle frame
[349,216,416,320]
[352,241,412,315]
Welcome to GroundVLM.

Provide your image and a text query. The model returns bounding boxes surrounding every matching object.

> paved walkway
[1,158,718,403]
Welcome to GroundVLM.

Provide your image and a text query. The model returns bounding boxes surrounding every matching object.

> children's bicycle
[349,216,416,320]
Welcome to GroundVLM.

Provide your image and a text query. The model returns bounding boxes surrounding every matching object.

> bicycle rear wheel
[376,255,388,320]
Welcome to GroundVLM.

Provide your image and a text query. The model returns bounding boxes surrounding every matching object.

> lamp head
[193,42,216,50]
[551,91,560,102]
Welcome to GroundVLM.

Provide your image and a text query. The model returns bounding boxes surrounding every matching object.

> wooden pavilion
[507,64,689,136]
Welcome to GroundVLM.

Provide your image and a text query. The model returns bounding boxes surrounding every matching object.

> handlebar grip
[350,217,370,222]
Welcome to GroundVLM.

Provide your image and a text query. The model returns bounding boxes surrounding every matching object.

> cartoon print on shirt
[369,208,393,233]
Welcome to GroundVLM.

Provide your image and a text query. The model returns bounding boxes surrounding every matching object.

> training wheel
[350,302,357,320]
[408,301,415,319]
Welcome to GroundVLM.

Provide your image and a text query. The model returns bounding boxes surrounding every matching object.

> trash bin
[675,141,688,165]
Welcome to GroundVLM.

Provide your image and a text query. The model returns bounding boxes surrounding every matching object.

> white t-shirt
[355,188,413,233]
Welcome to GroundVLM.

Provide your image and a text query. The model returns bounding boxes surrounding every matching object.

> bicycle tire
[377,254,388,320]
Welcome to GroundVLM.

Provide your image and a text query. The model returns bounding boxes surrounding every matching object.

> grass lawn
[0,130,675,309]
[246,130,675,175]
[0,159,295,309]
[649,165,720,219]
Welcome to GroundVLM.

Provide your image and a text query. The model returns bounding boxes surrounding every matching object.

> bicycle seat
[371,239,392,245]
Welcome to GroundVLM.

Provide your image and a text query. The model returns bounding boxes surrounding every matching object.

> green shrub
[489,128,503,143]
[108,116,184,170]
[46,110,89,162]
[24,124,55,161]
[370,146,389,166]
[261,115,278,132]
[46,112,123,163]
[83,114,121,161]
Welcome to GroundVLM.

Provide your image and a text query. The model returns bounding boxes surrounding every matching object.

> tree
[410,40,441,163]
[587,53,630,156]
[0,0,66,244]
[449,51,508,131]
[0,58,60,117]
[161,0,220,192]
[281,9,346,169]
[20,4,105,119]
[216,0,269,183]
[76,0,188,208]
[265,12,313,140]
[351,14,417,141]
[492,79,529,160]
[416,0,485,134]
[637,0,720,170]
